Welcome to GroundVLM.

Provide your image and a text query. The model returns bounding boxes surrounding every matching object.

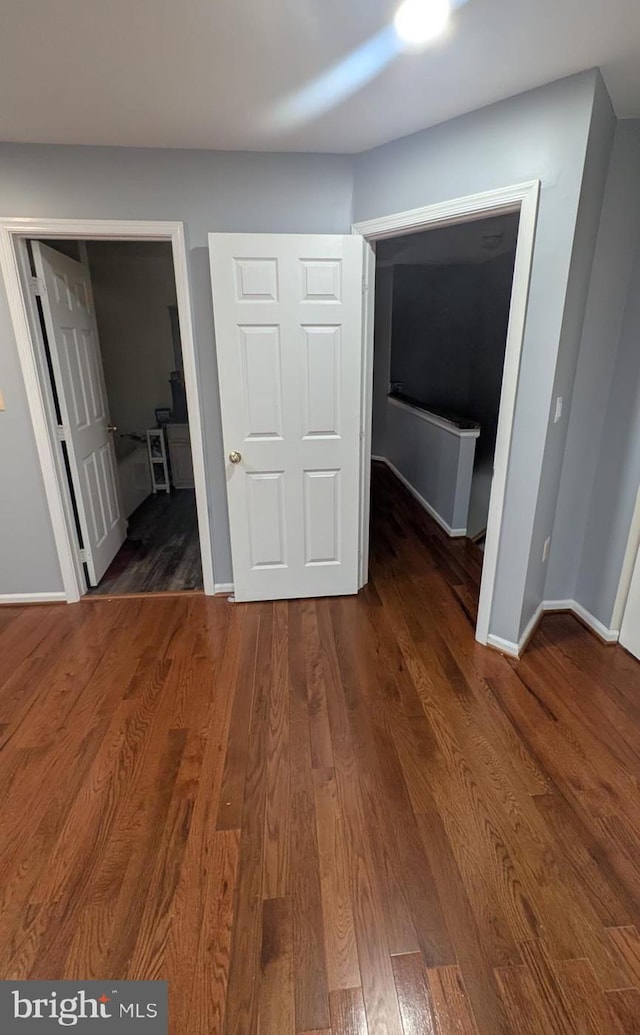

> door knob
[229,450,242,464]
[107,424,118,433]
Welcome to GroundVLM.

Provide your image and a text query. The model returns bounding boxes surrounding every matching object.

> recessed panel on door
[84,330,106,422]
[247,471,287,569]
[82,453,108,547]
[300,259,342,302]
[61,328,90,431]
[304,470,340,565]
[239,325,283,440]
[99,442,121,529]
[234,258,279,301]
[70,278,90,313]
[53,271,72,308]
[302,325,341,439]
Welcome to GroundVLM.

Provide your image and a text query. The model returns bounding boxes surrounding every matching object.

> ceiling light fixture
[394,0,451,46]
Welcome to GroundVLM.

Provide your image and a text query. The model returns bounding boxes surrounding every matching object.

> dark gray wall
[371,264,393,457]
[547,120,640,622]
[87,241,178,435]
[388,252,514,466]
[390,263,481,415]
[354,69,602,645]
[0,145,354,592]
[472,254,517,467]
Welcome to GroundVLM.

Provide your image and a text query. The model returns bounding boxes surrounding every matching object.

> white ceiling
[2,0,640,154]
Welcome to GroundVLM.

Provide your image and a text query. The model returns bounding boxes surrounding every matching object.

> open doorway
[0,218,214,604]
[356,185,538,644]
[17,231,207,597]
[372,212,518,547]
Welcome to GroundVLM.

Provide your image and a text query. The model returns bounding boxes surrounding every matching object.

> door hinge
[79,548,88,563]
[56,425,66,441]
[31,275,44,297]
[362,276,369,293]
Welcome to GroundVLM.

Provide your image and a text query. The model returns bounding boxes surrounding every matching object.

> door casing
[612,480,640,636]
[0,217,215,601]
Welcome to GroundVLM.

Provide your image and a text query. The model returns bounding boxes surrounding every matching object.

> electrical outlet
[542,536,551,563]
[554,396,563,423]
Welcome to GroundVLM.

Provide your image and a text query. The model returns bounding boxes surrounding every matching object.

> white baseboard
[488,599,620,659]
[486,633,521,658]
[214,582,234,595]
[0,591,67,605]
[376,456,467,538]
[487,601,543,658]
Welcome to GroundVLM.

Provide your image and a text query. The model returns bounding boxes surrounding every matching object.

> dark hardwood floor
[1,462,640,1033]
[88,488,202,595]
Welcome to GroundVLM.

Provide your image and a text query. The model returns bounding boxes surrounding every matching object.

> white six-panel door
[209,233,365,602]
[33,242,126,586]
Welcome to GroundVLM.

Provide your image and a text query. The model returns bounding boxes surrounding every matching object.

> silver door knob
[107,424,118,433]
[229,450,242,464]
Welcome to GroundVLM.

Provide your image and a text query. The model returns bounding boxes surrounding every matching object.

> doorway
[355,181,540,646]
[33,238,202,595]
[0,218,214,602]
[374,210,517,526]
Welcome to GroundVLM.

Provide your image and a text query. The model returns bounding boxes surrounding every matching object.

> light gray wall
[575,186,640,624]
[87,241,178,435]
[519,71,616,628]
[0,145,354,593]
[547,121,640,620]
[354,69,602,645]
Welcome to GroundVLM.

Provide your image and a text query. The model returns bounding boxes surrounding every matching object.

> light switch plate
[554,396,563,423]
[0,388,5,411]
[542,536,551,563]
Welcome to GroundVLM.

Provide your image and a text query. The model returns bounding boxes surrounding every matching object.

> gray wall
[390,262,482,414]
[519,73,616,628]
[577,246,640,625]
[389,253,514,464]
[354,69,602,645]
[87,241,178,435]
[547,120,640,624]
[0,145,354,593]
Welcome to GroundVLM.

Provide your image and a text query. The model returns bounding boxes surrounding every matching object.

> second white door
[33,242,126,586]
[209,233,365,602]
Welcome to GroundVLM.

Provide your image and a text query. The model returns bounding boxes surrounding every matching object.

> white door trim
[612,480,640,631]
[353,180,541,645]
[0,217,215,600]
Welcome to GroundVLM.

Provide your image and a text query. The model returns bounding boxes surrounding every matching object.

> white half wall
[381,397,478,536]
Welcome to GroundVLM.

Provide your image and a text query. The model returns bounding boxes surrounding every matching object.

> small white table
[147,428,170,494]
